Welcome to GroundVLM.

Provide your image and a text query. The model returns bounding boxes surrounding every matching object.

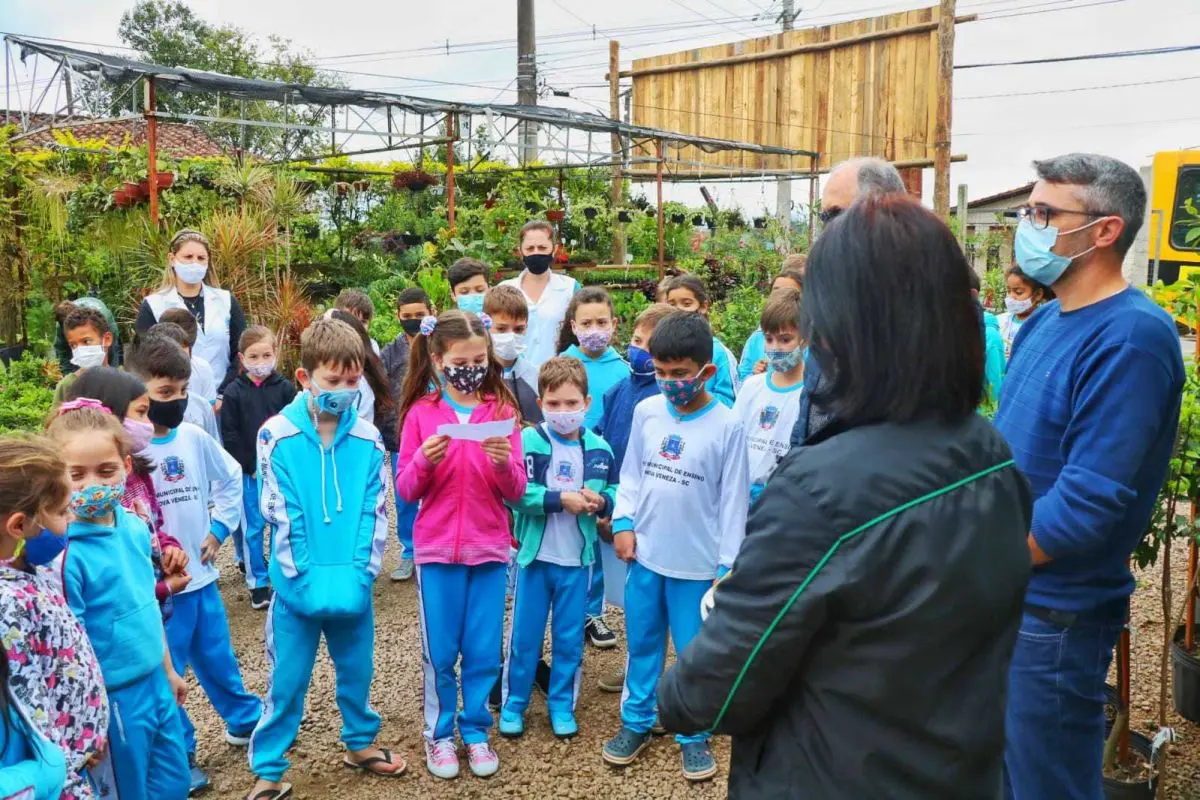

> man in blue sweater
[994,153,1184,800]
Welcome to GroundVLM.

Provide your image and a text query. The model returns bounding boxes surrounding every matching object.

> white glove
[700,582,717,621]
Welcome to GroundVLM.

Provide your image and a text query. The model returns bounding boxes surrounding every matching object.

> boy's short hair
[125,330,192,381]
[781,253,808,273]
[54,301,76,325]
[397,286,431,311]
[447,258,489,290]
[300,317,364,373]
[633,302,676,333]
[483,285,529,321]
[158,308,198,347]
[239,325,274,353]
[519,220,555,245]
[648,311,713,365]
[63,306,110,338]
[149,322,189,350]
[538,356,589,397]
[761,289,803,335]
[335,289,375,323]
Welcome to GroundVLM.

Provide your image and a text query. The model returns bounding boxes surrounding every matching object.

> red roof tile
[7,115,226,159]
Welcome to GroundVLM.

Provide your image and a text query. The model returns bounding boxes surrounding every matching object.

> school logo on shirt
[161,455,187,483]
[554,460,576,484]
[259,428,273,446]
[659,434,685,461]
[759,405,780,430]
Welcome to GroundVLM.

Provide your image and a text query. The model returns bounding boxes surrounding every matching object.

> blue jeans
[1003,610,1123,800]
[390,452,415,559]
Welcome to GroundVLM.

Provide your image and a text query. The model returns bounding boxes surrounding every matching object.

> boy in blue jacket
[247,317,404,799]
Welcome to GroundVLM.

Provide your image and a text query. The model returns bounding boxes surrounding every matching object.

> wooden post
[932,0,956,221]
[145,78,159,227]
[957,183,969,251]
[1188,327,1200,651]
[899,167,923,199]
[609,40,626,266]
[446,113,457,233]
[655,138,665,278]
[808,159,818,242]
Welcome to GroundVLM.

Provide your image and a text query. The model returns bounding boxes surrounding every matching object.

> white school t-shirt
[537,431,586,567]
[732,371,804,495]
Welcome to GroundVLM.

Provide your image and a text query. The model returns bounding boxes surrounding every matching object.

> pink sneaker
[466,741,499,777]
[425,738,459,780]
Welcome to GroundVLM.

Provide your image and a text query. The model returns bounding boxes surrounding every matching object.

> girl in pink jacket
[395,308,526,782]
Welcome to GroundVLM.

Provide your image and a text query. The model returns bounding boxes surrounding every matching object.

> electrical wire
[958,42,1200,69]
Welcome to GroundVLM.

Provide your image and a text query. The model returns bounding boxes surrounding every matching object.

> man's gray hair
[1033,153,1146,257]
[832,157,907,197]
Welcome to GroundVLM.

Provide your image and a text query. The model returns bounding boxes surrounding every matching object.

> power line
[959,42,1200,69]
[958,72,1200,100]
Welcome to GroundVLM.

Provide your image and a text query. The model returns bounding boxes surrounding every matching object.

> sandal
[343,747,407,778]
[244,784,292,800]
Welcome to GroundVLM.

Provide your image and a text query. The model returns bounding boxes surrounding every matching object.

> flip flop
[343,748,407,778]
[244,784,292,800]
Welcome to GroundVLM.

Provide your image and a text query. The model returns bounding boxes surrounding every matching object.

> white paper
[436,417,515,442]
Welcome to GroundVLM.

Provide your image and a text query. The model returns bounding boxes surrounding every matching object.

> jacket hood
[564,344,625,365]
[983,312,1000,331]
[631,370,658,387]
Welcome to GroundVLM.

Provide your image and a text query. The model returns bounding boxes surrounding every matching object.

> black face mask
[400,318,423,337]
[523,253,553,275]
[148,397,187,430]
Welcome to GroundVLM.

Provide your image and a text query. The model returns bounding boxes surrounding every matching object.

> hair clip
[419,315,438,337]
[56,398,112,416]
[478,312,493,331]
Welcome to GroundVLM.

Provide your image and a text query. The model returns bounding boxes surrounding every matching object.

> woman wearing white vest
[136,230,247,404]
[499,220,580,371]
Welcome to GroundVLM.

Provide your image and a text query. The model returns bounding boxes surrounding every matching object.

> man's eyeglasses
[818,207,843,225]
[1005,204,1111,231]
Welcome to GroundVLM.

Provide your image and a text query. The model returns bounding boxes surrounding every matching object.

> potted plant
[671,212,686,224]
[156,171,175,189]
[353,179,371,192]
[583,206,599,220]
[645,208,657,218]
[335,182,352,196]
[402,232,422,246]
[547,207,566,223]
[753,216,768,230]
[692,213,704,226]
[617,210,633,224]
[525,200,540,214]
[392,170,438,192]
[124,180,146,200]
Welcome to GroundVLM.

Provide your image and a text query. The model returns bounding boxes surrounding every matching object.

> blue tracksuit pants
[586,541,606,618]
[165,582,262,753]
[107,671,190,800]
[390,452,416,558]
[416,562,507,744]
[249,597,381,782]
[241,474,270,589]
[502,561,590,715]
[621,560,709,745]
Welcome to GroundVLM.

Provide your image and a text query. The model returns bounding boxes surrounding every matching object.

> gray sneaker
[391,558,414,582]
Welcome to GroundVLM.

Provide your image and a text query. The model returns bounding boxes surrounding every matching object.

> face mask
[628,346,655,375]
[123,418,154,452]
[70,345,106,370]
[442,363,488,395]
[766,346,804,373]
[456,293,486,315]
[23,528,66,567]
[400,318,423,337]
[70,482,125,521]
[246,360,276,380]
[174,263,208,285]
[657,371,707,407]
[1005,296,1034,315]
[491,332,526,362]
[576,328,613,353]
[147,397,187,430]
[309,379,360,418]
[1013,217,1101,286]
[545,408,586,436]
[524,254,553,275]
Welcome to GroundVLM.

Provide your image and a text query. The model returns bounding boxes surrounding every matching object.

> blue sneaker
[498,709,525,738]
[602,727,651,767]
[680,741,717,782]
[187,753,210,795]
[549,711,578,739]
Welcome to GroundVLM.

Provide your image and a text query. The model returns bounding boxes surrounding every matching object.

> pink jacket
[396,393,526,565]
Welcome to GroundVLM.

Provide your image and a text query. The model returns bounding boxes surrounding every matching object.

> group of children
[0,218,825,800]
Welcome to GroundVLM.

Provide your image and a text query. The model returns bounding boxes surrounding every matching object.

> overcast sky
[5,0,1197,212]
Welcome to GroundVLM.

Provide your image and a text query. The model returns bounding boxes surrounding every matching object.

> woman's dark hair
[1005,265,1055,302]
[328,310,394,417]
[64,366,155,477]
[555,287,615,354]
[801,194,982,426]
[664,274,709,308]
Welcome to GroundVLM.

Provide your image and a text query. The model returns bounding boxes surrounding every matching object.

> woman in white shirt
[500,220,580,371]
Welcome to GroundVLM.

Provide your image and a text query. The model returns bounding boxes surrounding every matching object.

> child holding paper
[395,309,526,781]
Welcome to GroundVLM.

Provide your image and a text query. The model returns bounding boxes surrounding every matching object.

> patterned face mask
[575,328,613,353]
[70,482,125,521]
[442,363,489,395]
[657,370,708,407]
[766,346,804,373]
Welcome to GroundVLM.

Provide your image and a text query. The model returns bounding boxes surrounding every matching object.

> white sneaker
[466,741,499,778]
[425,738,459,780]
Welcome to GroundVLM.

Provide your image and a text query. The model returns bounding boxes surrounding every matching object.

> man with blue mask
[994,154,1184,800]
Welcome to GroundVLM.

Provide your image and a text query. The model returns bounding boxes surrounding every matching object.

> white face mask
[246,360,276,380]
[70,345,106,369]
[545,408,586,436]
[174,263,208,285]
[491,332,527,362]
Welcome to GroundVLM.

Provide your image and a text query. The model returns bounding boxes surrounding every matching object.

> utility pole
[932,0,956,221]
[517,0,538,165]
[774,0,795,231]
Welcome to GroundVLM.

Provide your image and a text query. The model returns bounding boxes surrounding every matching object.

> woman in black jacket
[658,194,1033,799]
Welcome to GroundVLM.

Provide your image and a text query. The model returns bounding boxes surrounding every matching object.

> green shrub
[711,286,764,355]
[0,353,58,434]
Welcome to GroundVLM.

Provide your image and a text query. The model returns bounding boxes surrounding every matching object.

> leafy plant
[711,286,764,355]
[0,353,57,434]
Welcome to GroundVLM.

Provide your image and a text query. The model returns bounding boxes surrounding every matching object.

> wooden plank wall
[629,7,941,174]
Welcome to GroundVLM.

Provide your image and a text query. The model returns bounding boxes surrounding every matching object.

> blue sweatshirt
[995,287,1184,615]
[983,311,1007,403]
[563,345,632,431]
[0,701,66,800]
[708,336,740,408]
[258,393,389,620]
[737,329,766,382]
[63,507,164,690]
[597,371,661,477]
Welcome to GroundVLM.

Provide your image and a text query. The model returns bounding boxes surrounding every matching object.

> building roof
[5,114,226,158]
[951,182,1035,214]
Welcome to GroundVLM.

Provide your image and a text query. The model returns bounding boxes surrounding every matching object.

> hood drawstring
[319,443,331,523]
[330,445,344,514]
[310,406,346,523]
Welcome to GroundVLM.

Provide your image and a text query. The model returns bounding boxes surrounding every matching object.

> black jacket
[658,414,1032,800]
[219,373,297,475]
[378,335,412,452]
[506,372,543,426]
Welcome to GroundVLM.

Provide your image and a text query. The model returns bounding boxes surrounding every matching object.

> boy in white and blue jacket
[500,357,616,739]
[247,318,400,799]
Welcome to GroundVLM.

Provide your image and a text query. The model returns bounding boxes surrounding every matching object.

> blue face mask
[456,293,486,315]
[627,345,655,375]
[309,379,360,418]
[766,346,804,373]
[23,528,66,567]
[1013,217,1100,287]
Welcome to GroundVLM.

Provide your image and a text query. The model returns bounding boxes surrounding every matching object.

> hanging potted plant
[753,216,768,230]
[546,207,566,223]
[353,179,371,192]
[524,200,540,214]
[671,212,686,225]
[617,209,633,224]
[335,182,352,196]
[392,170,438,192]
[645,208,657,218]
[583,206,599,220]
[124,180,147,201]
[692,213,704,226]
[156,171,175,189]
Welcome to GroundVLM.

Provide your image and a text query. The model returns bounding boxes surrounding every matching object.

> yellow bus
[1148,150,1200,288]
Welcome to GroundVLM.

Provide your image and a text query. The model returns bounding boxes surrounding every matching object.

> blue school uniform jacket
[562,345,631,431]
[597,372,660,477]
[257,393,389,620]
[0,700,66,800]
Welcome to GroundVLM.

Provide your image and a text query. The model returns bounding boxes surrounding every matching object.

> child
[247,317,404,800]
[732,289,806,505]
[555,287,630,432]
[0,434,107,799]
[54,297,123,374]
[124,331,260,794]
[501,357,616,739]
[219,326,296,610]
[499,221,581,371]
[997,265,1053,360]
[327,310,394,426]
[738,262,805,381]
[485,285,542,425]
[380,287,434,582]
[148,322,222,444]
[45,407,191,800]
[158,308,217,407]
[335,288,382,355]
[0,646,68,799]
[54,306,115,405]
[663,275,740,407]
[967,271,1007,405]
[395,309,526,780]
[448,257,490,315]
[601,310,749,783]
